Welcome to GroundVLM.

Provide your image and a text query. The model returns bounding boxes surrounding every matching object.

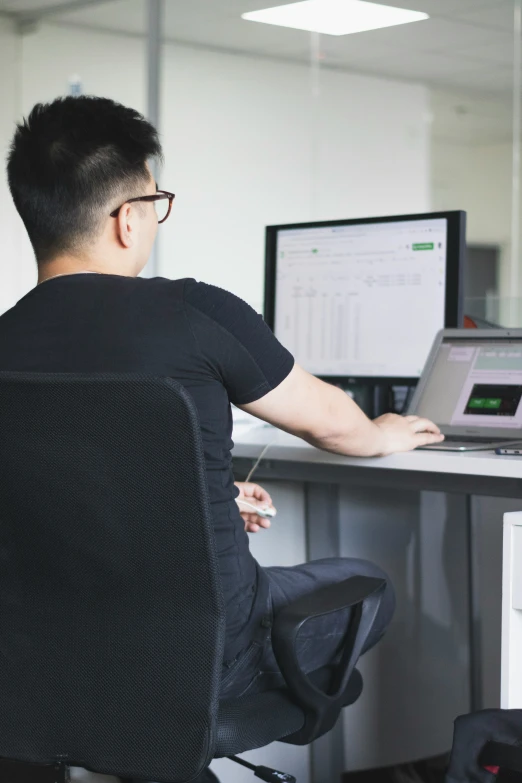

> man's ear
[116,203,134,248]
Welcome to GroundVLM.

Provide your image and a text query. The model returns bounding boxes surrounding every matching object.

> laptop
[408,328,522,451]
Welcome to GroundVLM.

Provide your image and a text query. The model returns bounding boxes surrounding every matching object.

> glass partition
[3,0,521,326]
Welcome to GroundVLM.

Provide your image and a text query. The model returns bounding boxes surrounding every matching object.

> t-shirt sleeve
[183,279,294,405]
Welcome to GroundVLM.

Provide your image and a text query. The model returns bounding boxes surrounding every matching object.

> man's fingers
[240,510,261,522]
[245,519,271,533]
[246,514,272,527]
[406,415,441,435]
[253,488,272,504]
[410,417,441,435]
[415,432,445,445]
[242,482,272,505]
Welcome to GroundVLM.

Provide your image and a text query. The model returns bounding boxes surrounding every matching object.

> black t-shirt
[0,274,294,661]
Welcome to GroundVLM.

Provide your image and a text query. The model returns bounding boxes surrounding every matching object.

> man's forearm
[289,382,387,457]
[303,417,386,457]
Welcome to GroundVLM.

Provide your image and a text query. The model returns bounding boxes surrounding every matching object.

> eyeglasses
[110,190,175,224]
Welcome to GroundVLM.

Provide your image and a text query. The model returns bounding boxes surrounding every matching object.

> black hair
[7,95,163,264]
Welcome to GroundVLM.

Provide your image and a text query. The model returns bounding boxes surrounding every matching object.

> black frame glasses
[110,190,175,224]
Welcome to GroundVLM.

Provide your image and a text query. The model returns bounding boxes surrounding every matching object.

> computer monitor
[264,211,466,384]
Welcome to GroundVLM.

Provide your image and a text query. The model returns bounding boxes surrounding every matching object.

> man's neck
[37,257,133,285]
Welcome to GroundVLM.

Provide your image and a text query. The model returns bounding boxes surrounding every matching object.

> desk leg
[501,511,522,708]
[467,497,483,713]
[305,485,475,777]
[305,483,345,783]
[305,482,341,562]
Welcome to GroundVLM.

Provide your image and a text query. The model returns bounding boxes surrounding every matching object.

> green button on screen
[412,243,434,251]
[469,397,501,409]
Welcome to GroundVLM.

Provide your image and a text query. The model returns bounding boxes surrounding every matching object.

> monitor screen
[265,212,464,382]
[414,337,522,431]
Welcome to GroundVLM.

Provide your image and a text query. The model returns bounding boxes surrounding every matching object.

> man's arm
[181,282,441,457]
[240,364,443,457]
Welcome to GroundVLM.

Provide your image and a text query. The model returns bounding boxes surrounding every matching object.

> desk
[233,427,522,491]
[233,427,522,782]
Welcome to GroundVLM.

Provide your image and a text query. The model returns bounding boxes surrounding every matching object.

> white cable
[245,441,273,483]
[237,439,278,518]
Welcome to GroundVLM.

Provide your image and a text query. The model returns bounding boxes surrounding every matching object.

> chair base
[0,760,218,783]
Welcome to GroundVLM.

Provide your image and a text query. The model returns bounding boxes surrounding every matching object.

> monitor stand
[339,382,417,419]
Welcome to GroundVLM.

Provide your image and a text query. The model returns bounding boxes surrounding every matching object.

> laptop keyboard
[444,435,522,444]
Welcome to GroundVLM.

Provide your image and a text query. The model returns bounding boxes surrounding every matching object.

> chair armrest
[271,575,386,744]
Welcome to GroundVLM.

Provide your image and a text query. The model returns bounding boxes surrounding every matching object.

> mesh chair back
[0,373,225,783]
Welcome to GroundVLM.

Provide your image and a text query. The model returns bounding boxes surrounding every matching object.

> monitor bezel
[263,210,466,385]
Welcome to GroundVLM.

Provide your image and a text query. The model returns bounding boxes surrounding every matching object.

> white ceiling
[0,0,109,12]
[0,0,517,143]
[4,0,512,95]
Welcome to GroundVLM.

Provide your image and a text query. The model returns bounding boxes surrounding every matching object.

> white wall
[20,24,146,116]
[0,23,431,315]
[432,140,511,246]
[160,43,431,311]
[432,137,516,315]
[0,18,35,313]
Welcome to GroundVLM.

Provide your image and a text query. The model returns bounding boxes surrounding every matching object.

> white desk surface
[233,425,522,480]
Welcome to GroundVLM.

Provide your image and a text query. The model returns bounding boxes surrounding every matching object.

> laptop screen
[414,337,522,431]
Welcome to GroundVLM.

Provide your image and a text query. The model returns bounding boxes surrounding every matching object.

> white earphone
[236,499,276,519]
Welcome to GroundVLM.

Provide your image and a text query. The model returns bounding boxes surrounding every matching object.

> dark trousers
[221,557,395,699]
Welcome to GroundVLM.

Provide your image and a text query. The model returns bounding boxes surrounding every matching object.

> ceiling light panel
[242,0,429,37]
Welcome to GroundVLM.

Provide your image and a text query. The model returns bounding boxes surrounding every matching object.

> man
[2,96,443,699]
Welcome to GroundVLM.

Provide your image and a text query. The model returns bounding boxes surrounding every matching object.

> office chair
[0,372,386,783]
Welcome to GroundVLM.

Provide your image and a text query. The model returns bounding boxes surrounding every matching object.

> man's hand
[235,482,276,533]
[374,414,444,456]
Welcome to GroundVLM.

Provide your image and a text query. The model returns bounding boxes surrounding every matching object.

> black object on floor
[342,754,448,783]
[447,710,522,783]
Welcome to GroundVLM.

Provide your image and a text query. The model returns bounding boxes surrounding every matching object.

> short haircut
[7,96,163,264]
